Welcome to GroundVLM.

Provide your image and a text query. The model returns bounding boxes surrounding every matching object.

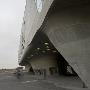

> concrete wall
[44,5,90,87]
[21,0,54,48]
[19,0,54,62]
[30,56,57,75]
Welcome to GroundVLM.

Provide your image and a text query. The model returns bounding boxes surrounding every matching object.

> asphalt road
[0,73,70,90]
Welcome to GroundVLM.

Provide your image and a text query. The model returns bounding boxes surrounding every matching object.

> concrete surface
[0,72,89,90]
[0,73,72,90]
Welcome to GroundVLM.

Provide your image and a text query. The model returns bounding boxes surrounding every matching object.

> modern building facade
[18,0,90,88]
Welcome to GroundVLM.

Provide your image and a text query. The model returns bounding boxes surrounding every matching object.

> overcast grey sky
[0,0,26,69]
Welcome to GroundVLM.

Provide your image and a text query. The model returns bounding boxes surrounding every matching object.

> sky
[0,0,26,69]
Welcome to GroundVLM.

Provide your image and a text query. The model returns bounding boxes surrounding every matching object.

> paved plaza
[0,73,89,90]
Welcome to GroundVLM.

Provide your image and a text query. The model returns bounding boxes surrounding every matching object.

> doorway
[57,53,77,76]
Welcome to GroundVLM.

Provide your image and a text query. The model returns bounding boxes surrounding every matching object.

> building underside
[19,0,90,88]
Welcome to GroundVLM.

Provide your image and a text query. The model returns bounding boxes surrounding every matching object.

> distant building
[18,0,90,88]
[0,69,15,73]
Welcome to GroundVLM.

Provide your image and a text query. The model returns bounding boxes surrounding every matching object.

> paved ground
[0,73,89,90]
[0,73,69,90]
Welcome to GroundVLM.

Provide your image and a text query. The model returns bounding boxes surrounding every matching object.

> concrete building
[18,0,90,88]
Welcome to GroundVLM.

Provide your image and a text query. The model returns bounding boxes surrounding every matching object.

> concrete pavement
[0,73,89,90]
[0,73,69,90]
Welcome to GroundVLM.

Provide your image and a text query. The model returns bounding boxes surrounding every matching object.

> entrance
[57,53,77,76]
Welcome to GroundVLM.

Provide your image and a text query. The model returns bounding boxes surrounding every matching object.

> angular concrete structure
[18,0,90,88]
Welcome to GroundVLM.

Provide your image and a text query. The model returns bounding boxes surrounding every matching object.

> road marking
[21,80,38,84]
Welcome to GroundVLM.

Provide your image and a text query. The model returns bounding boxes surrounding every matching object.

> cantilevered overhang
[19,0,90,65]
[19,31,59,65]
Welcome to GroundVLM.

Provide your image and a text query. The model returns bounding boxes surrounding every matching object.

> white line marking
[22,80,38,84]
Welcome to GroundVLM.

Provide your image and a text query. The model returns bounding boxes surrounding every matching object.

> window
[35,0,43,12]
